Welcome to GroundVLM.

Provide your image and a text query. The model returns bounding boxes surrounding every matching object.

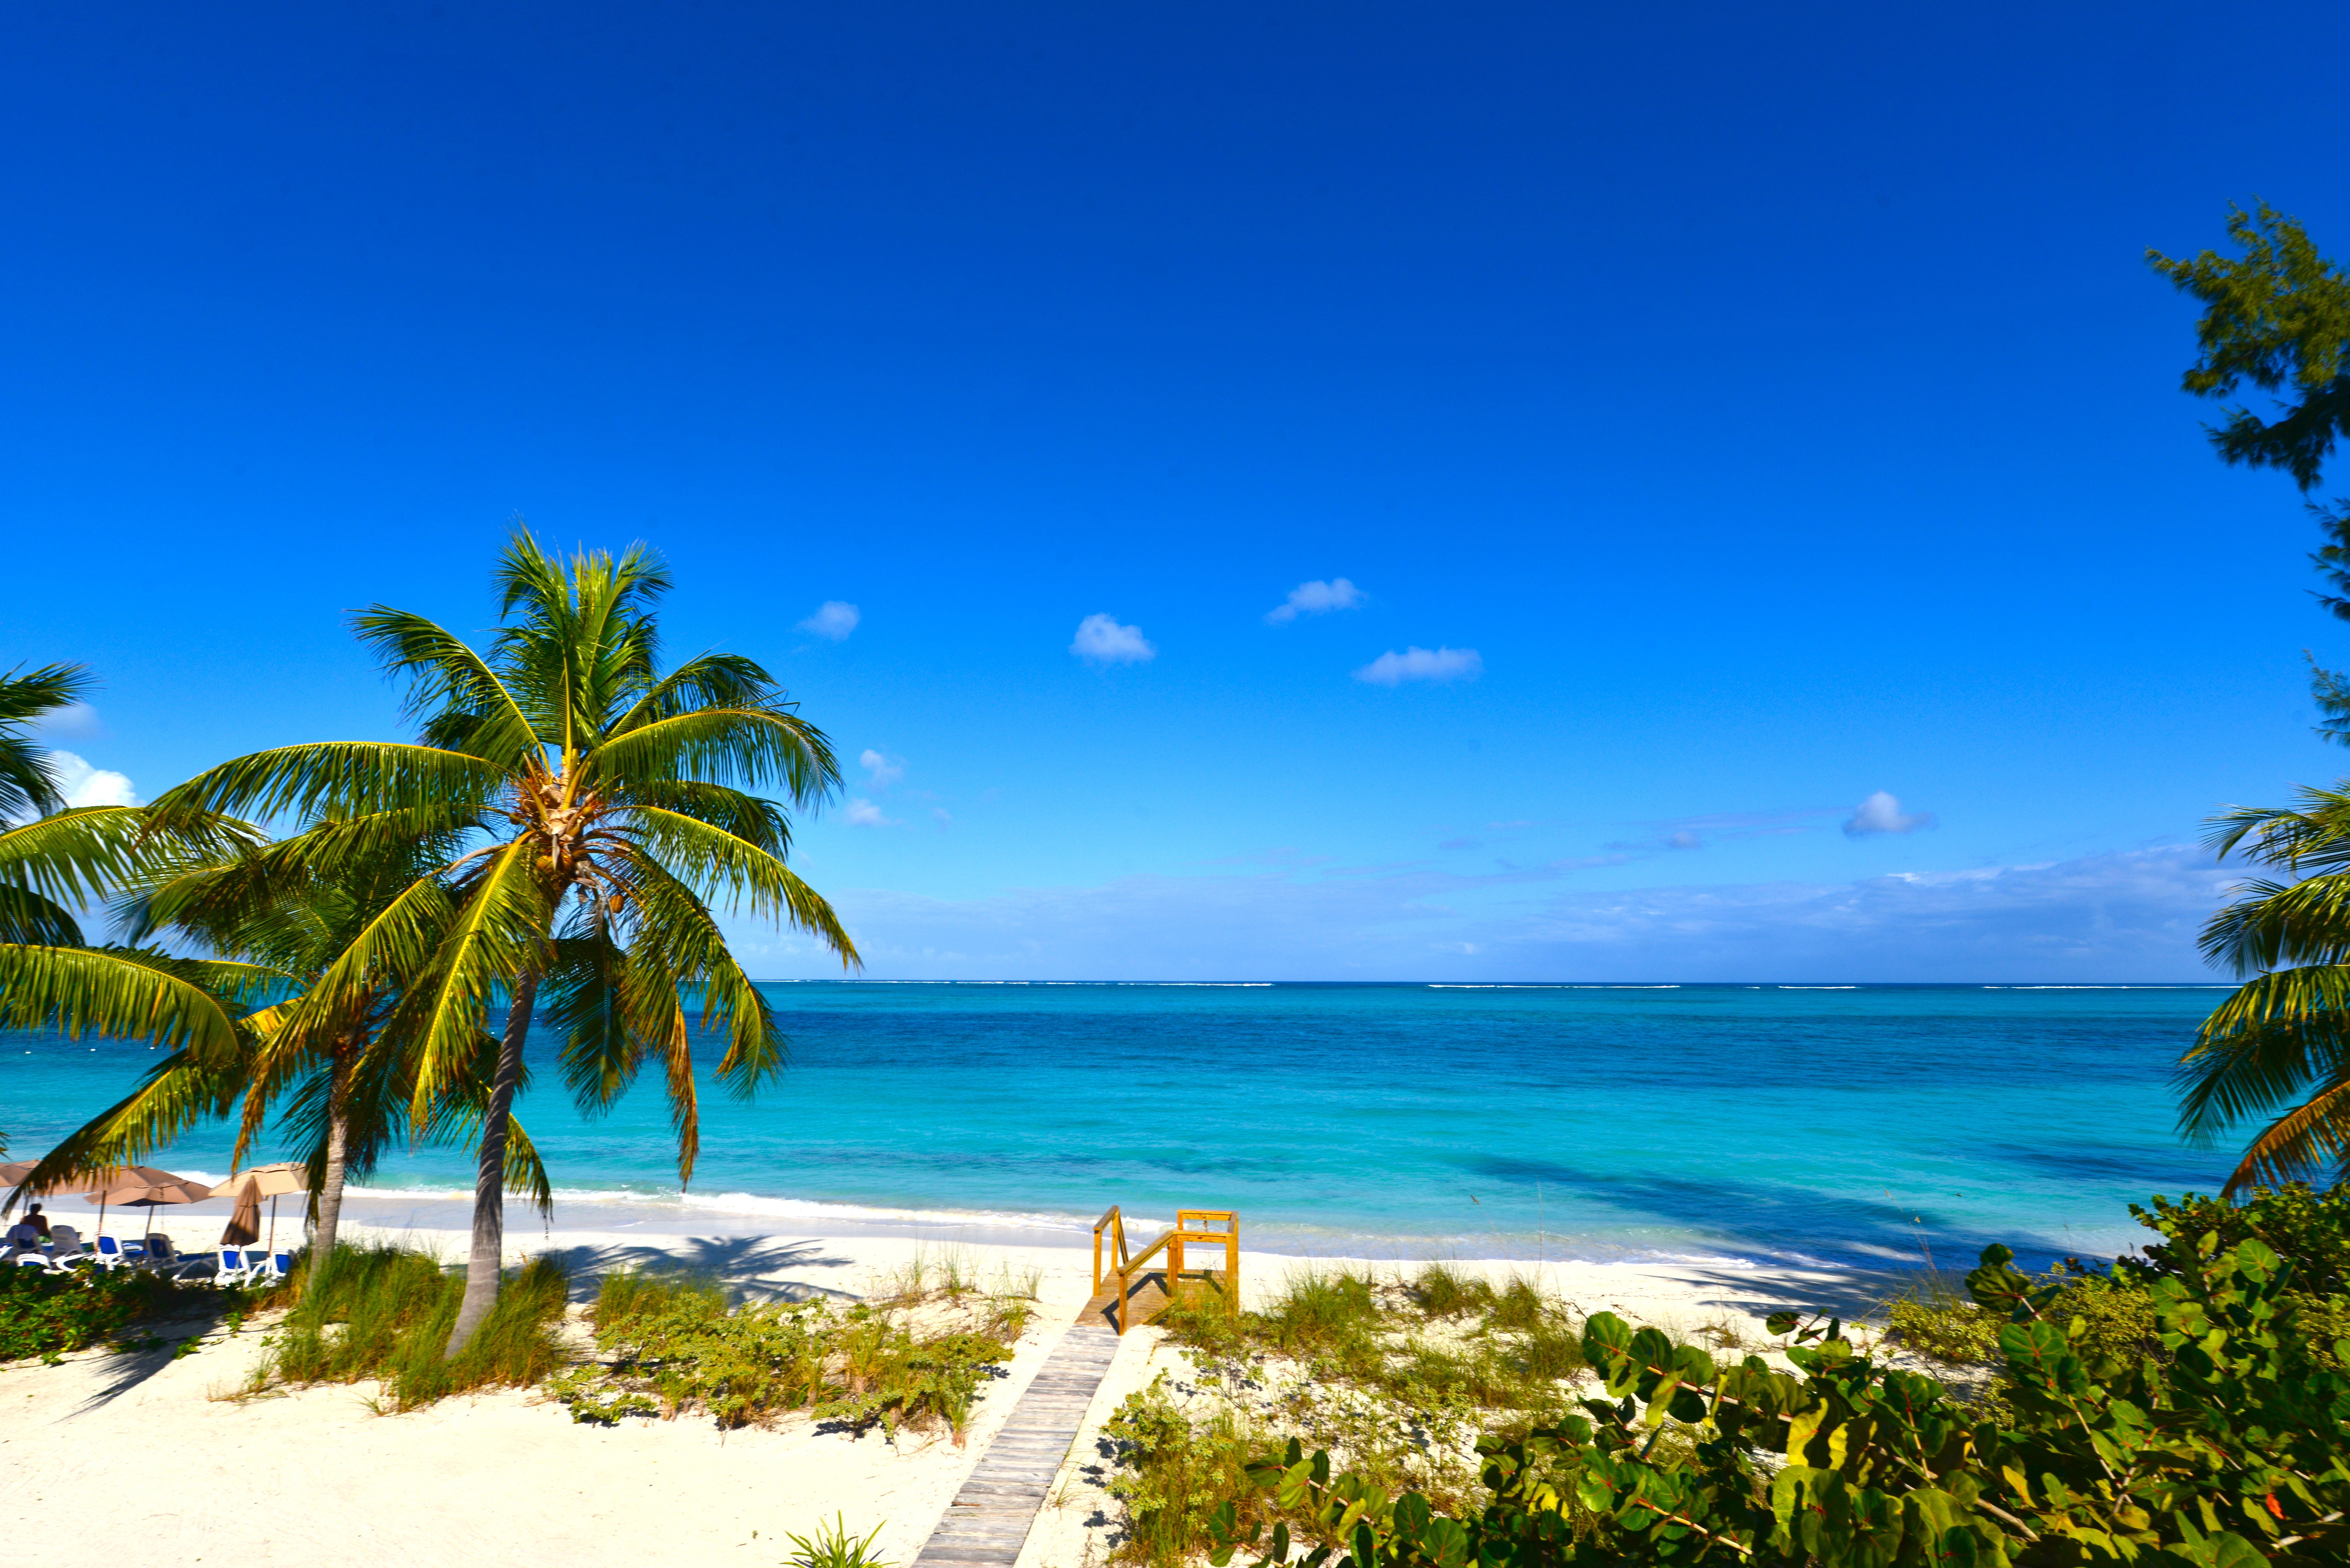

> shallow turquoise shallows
[0,982,2234,1268]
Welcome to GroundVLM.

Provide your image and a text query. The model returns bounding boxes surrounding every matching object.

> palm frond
[608,652,779,737]
[0,884,83,946]
[615,780,792,854]
[2199,873,2350,974]
[0,945,251,1064]
[5,1043,251,1210]
[389,840,548,1122]
[588,708,841,806]
[0,662,94,820]
[150,743,504,828]
[618,808,854,964]
[350,607,544,773]
[2219,1072,2350,1193]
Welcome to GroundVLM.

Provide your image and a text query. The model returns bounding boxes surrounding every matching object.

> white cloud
[1843,790,1935,837]
[1354,646,1482,686]
[859,749,905,789]
[932,807,953,828]
[1667,831,1702,849]
[844,798,900,827]
[1264,577,1366,625]
[1070,614,1156,665]
[798,601,860,640]
[41,751,139,808]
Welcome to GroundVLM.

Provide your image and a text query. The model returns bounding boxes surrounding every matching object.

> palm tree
[154,533,858,1353]
[0,666,271,1142]
[19,824,556,1261]
[2182,786,2350,1191]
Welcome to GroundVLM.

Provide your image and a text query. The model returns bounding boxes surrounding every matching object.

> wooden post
[1227,1215,1240,1318]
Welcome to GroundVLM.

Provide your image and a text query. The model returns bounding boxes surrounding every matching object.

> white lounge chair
[205,1248,251,1287]
[94,1235,143,1270]
[244,1249,292,1286]
[47,1226,87,1267]
[13,1252,55,1272]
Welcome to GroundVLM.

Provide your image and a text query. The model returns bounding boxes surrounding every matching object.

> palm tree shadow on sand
[539,1234,863,1303]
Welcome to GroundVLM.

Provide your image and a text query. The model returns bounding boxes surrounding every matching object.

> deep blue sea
[1,982,2235,1271]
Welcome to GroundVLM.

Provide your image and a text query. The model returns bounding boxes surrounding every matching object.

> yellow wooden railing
[1092,1206,1239,1334]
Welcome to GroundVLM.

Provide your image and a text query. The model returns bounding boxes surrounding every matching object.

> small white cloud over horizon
[844,797,901,827]
[1265,577,1366,625]
[1070,613,1156,665]
[1668,831,1701,849]
[1355,645,1482,686]
[1844,790,1936,837]
[42,751,139,808]
[859,749,905,789]
[799,601,861,640]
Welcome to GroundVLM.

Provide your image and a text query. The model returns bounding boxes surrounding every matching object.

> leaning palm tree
[17,823,556,1260]
[153,533,858,1354]
[2182,786,2350,1192]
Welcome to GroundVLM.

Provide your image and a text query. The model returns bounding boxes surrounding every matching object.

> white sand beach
[0,1199,1880,1568]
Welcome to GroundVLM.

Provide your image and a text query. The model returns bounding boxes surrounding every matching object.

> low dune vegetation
[1105,1184,2350,1568]
[1108,1262,1752,1566]
[547,1262,1040,1439]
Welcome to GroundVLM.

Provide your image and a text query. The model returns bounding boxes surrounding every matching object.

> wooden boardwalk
[909,1311,1123,1567]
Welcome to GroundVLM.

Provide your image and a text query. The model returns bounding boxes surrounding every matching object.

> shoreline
[63,1193,1906,1325]
[149,1177,1975,1273]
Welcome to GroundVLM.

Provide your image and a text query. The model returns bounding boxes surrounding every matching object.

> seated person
[22,1203,50,1240]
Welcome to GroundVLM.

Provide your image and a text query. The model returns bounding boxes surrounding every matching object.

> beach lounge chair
[145,1234,179,1268]
[244,1250,291,1286]
[94,1235,144,1269]
[206,1248,251,1287]
[45,1227,89,1269]
[13,1252,55,1272]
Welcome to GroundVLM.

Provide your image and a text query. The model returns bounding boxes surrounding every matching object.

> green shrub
[2124,1181,2350,1295]
[1106,1375,1265,1568]
[0,1265,235,1361]
[552,1268,1013,1438]
[1881,1279,2001,1365]
[1203,1196,2350,1568]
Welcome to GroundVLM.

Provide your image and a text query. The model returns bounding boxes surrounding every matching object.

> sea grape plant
[1203,1224,2350,1565]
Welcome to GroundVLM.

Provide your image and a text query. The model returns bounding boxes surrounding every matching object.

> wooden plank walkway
[909,1312,1123,1567]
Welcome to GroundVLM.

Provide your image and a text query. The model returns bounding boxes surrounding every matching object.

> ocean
[1,981,2233,1272]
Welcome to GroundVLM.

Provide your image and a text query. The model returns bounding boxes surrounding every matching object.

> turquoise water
[1,982,2232,1269]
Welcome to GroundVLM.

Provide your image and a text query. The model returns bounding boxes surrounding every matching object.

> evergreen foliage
[1193,1193,2350,1567]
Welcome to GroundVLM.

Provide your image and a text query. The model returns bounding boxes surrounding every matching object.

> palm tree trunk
[311,1044,354,1271]
[443,969,539,1359]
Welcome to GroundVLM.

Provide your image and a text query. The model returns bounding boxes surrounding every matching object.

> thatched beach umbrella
[209,1163,305,1252]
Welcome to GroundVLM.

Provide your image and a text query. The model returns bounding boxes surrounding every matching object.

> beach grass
[229,1242,569,1411]
[1126,1261,1603,1542]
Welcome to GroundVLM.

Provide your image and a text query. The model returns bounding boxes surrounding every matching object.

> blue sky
[6,1,2349,980]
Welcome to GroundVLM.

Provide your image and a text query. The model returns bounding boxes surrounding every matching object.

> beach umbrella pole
[267,1195,277,1252]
